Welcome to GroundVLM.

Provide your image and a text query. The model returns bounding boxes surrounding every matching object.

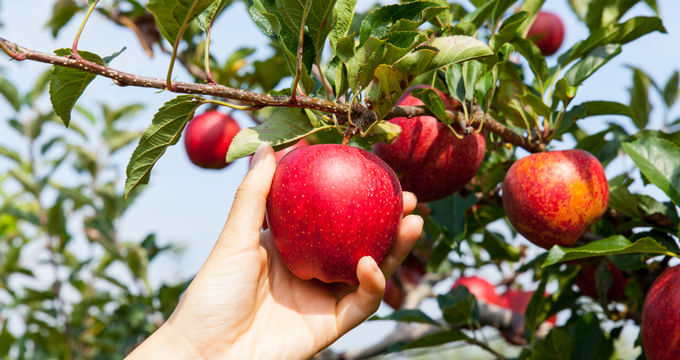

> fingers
[403,191,417,215]
[218,143,276,250]
[380,214,423,279]
[335,256,385,336]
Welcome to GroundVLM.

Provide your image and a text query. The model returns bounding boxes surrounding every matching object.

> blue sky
[1,0,679,353]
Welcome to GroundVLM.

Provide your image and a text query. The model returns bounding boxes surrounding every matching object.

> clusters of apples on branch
[180,10,678,359]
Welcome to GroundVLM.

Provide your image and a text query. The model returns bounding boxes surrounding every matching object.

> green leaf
[196,0,231,31]
[147,0,215,44]
[358,2,446,45]
[622,137,680,206]
[411,88,450,124]
[628,66,653,129]
[0,74,21,111]
[124,95,206,198]
[49,49,105,127]
[347,32,427,92]
[543,235,677,267]
[559,16,666,67]
[422,35,494,73]
[0,146,22,164]
[0,323,16,355]
[47,198,67,238]
[559,101,635,136]
[364,64,412,122]
[584,0,646,32]
[438,284,477,325]
[402,329,473,350]
[45,0,82,38]
[369,309,441,326]
[568,0,588,21]
[510,36,548,85]
[565,44,622,87]
[445,64,465,107]
[328,0,357,52]
[662,70,679,109]
[226,107,332,162]
[530,327,575,360]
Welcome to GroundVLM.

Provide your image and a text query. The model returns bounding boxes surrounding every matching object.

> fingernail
[250,143,268,169]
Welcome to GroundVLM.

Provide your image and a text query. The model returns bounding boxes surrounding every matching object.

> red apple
[183,110,241,169]
[642,266,680,360]
[502,149,609,249]
[266,144,403,285]
[574,259,629,302]
[527,11,565,56]
[452,276,502,306]
[373,86,486,202]
[383,255,427,309]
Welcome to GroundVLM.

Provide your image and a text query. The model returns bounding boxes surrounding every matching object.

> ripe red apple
[502,149,609,249]
[574,260,629,302]
[452,276,502,306]
[373,86,486,202]
[642,266,680,360]
[183,110,241,169]
[383,255,426,309]
[527,11,565,56]
[266,144,403,285]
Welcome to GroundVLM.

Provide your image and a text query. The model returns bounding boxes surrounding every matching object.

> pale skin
[125,144,424,360]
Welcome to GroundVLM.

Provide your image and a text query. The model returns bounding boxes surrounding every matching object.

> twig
[0,36,546,153]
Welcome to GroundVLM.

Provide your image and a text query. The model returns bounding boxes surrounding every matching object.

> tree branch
[0,36,545,153]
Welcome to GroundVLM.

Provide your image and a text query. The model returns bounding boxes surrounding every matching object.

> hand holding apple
[126,144,424,359]
[267,144,405,285]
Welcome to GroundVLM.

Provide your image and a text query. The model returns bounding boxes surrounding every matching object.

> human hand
[125,144,424,360]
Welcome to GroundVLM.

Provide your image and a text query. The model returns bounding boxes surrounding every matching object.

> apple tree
[1,0,679,359]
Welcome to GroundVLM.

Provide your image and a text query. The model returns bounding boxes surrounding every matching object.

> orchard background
[1,0,680,359]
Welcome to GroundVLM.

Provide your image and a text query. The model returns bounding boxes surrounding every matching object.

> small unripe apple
[527,11,565,56]
[183,110,241,169]
[266,144,403,285]
[642,266,680,360]
[373,86,486,202]
[452,276,501,306]
[502,149,609,249]
[574,259,629,302]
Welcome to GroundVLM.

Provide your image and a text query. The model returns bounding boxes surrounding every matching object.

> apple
[266,144,403,285]
[183,110,241,169]
[383,255,427,309]
[574,259,629,302]
[502,149,609,249]
[527,11,565,56]
[452,276,501,306]
[642,266,680,360]
[373,86,486,203]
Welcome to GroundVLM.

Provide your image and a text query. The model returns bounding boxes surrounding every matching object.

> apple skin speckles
[266,144,403,285]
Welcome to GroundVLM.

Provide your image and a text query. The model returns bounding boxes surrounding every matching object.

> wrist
[125,322,203,360]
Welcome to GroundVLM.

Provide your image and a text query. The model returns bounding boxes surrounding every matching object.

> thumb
[218,143,276,250]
